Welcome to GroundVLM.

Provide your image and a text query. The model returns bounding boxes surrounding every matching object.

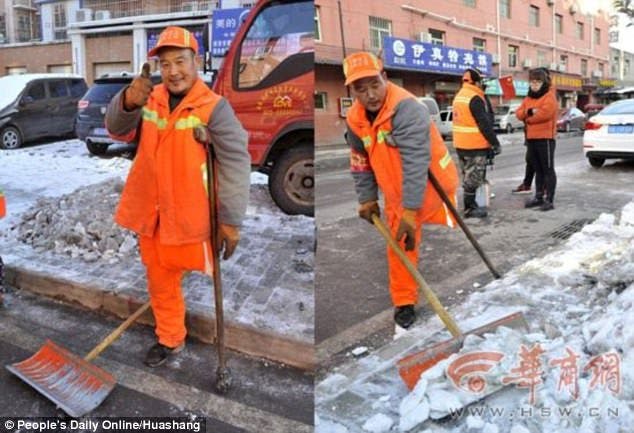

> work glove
[395,209,418,251]
[358,200,380,224]
[124,63,153,111]
[218,223,240,260]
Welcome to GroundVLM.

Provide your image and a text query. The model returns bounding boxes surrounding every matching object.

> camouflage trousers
[457,153,488,194]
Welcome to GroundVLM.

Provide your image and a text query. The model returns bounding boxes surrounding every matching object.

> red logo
[446,351,505,394]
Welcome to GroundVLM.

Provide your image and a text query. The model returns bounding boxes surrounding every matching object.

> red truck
[211,0,314,216]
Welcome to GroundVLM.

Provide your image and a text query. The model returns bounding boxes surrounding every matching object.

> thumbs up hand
[124,62,153,111]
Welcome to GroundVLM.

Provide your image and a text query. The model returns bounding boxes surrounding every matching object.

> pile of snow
[317,201,634,433]
[10,178,138,263]
[394,202,634,432]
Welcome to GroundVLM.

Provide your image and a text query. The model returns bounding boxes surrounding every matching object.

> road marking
[0,317,312,433]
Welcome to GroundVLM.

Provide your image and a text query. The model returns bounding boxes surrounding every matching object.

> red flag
[499,75,516,100]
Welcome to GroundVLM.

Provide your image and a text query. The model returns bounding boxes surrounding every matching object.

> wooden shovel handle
[371,214,463,337]
[84,301,151,362]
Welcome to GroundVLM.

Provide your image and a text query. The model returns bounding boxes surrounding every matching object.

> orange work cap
[148,26,199,57]
[343,52,383,86]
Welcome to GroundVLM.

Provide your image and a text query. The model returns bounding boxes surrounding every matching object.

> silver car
[494,103,524,133]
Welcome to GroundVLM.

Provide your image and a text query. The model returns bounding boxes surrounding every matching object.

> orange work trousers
[385,208,424,307]
[139,232,213,348]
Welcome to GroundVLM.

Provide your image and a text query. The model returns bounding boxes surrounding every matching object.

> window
[0,14,6,43]
[70,79,88,98]
[25,83,46,101]
[594,28,600,45]
[237,0,313,89]
[314,92,327,110]
[508,45,519,67]
[473,37,486,52]
[599,62,604,76]
[464,0,476,7]
[576,22,584,40]
[625,59,630,76]
[429,28,445,45]
[369,16,392,49]
[581,59,588,76]
[315,6,321,41]
[500,0,511,19]
[560,55,568,71]
[555,14,563,34]
[537,50,547,67]
[529,5,539,27]
[54,3,67,40]
[49,80,69,98]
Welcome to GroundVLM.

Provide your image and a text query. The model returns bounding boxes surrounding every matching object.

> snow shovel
[6,301,151,417]
[427,170,501,279]
[370,215,527,390]
[194,124,232,394]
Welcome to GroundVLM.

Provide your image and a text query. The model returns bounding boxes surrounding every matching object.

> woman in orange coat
[516,68,558,211]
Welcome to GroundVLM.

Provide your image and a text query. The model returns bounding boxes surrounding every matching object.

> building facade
[0,0,252,83]
[315,0,613,145]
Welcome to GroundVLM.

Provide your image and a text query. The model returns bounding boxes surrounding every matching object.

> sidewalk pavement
[3,185,315,370]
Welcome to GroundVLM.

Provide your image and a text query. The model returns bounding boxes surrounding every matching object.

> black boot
[394,305,416,329]
[540,200,554,211]
[144,342,185,367]
[464,192,488,218]
[525,196,544,208]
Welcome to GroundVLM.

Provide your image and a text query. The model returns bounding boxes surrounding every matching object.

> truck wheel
[0,126,22,149]
[588,157,604,168]
[269,145,314,216]
[86,140,109,156]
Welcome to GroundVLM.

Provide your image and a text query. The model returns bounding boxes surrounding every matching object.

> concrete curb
[6,265,315,371]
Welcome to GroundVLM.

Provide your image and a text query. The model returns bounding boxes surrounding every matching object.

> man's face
[158,47,199,95]
[350,74,388,113]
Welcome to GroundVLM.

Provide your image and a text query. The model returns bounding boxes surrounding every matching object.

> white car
[437,108,453,139]
[583,99,634,168]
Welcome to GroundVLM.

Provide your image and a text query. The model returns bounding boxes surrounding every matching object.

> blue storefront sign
[383,36,492,76]
[211,7,250,56]
[147,27,205,56]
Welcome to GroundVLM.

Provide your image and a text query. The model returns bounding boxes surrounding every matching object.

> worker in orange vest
[343,52,459,329]
[106,27,250,367]
[452,68,501,218]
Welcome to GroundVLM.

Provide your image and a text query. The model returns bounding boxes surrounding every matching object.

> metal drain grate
[549,219,594,240]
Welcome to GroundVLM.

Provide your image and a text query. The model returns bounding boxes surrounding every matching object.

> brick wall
[0,42,72,75]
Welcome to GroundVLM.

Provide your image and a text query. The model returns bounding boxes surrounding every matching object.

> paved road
[0,288,313,432]
[315,133,634,371]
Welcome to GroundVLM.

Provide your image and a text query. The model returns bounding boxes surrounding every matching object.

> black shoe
[464,206,488,218]
[539,200,554,211]
[144,342,185,367]
[394,305,416,329]
[525,197,544,208]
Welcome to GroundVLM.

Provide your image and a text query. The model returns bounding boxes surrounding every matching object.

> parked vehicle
[212,0,314,216]
[437,108,453,139]
[583,99,634,168]
[417,97,441,125]
[557,107,586,132]
[583,103,605,119]
[0,74,87,149]
[494,103,524,133]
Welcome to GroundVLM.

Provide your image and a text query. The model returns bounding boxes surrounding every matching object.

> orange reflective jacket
[0,188,5,218]
[347,83,458,226]
[115,79,221,245]
[452,83,490,150]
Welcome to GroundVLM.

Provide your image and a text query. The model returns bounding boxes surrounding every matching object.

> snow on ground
[317,201,634,433]
[0,139,301,261]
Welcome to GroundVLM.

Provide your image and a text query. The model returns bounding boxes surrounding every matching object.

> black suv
[0,74,87,149]
[75,73,160,155]
[76,72,214,156]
